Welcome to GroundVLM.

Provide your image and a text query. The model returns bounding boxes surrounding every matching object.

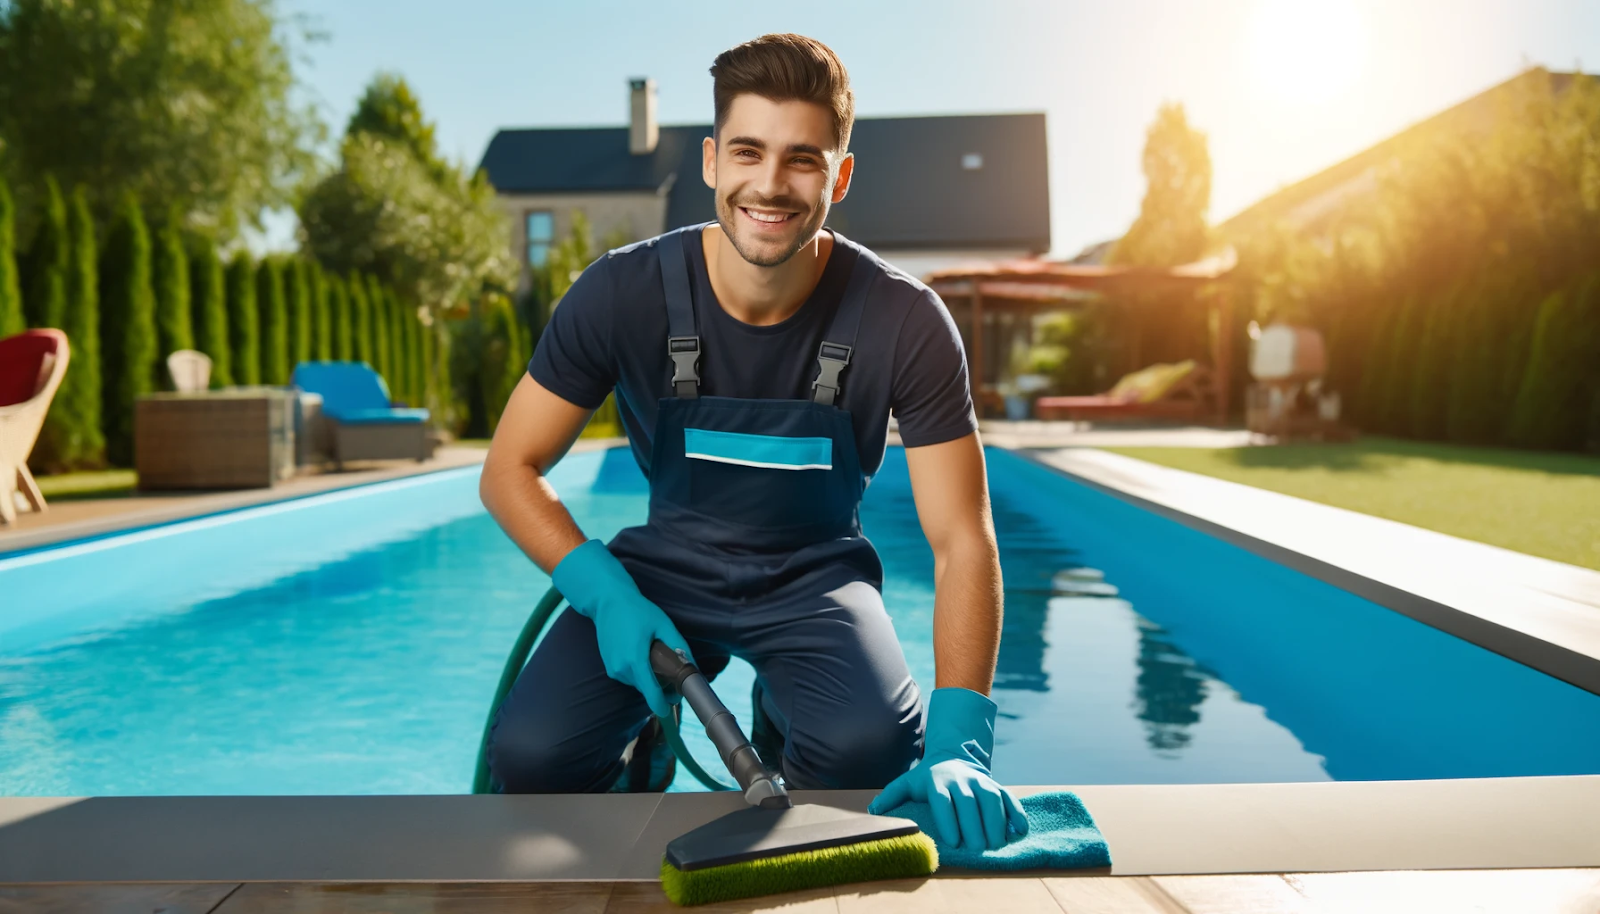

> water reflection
[1133,618,1211,755]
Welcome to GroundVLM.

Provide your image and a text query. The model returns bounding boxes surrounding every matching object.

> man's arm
[903,431,1002,693]
[478,374,598,573]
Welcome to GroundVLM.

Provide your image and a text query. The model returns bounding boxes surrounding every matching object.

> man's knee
[489,726,602,793]
[787,699,923,790]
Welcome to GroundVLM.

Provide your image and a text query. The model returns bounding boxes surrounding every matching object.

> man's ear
[830,153,854,204]
[702,136,717,190]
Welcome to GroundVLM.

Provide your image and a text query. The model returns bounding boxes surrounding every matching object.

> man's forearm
[930,529,1003,693]
[479,452,590,574]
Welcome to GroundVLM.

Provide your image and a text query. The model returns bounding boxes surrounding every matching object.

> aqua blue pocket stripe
[684,428,833,471]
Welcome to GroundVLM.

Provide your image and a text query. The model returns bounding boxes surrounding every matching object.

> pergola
[926,247,1239,421]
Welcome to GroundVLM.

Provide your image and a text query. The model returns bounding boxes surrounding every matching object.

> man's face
[703,94,853,267]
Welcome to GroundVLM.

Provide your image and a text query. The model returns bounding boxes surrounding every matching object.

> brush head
[660,830,938,906]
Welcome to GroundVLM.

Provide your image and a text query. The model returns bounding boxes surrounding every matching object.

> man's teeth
[744,208,792,224]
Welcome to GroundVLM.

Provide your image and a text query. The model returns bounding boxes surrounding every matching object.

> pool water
[1,447,1597,795]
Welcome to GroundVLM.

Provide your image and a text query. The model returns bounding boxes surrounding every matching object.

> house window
[526,211,554,267]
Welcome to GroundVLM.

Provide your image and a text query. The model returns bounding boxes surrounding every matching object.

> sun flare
[1245,0,1367,104]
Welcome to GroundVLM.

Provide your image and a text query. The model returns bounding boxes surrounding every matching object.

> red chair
[0,329,71,525]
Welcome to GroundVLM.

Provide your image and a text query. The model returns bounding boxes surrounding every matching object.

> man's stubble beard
[714,190,832,268]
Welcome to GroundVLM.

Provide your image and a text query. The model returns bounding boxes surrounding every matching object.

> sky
[267,0,1600,258]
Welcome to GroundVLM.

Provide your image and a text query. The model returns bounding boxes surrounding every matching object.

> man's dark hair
[710,34,855,152]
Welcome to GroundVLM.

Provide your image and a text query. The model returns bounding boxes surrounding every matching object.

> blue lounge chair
[291,361,432,466]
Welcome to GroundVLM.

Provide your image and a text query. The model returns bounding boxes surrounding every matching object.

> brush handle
[650,640,790,808]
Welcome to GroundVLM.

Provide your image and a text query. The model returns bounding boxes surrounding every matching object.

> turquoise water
[1,447,1597,795]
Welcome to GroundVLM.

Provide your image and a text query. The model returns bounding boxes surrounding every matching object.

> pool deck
[6,429,1600,911]
[3,778,1598,911]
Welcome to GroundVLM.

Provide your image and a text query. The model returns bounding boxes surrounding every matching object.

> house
[477,79,1050,292]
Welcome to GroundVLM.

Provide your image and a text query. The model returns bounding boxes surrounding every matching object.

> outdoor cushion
[332,408,430,425]
[291,361,428,424]
[0,334,58,407]
[1136,359,1196,403]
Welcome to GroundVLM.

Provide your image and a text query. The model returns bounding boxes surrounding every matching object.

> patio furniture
[291,362,432,467]
[0,329,70,525]
[166,349,212,392]
[1034,359,1218,423]
[1245,323,1354,441]
[134,389,297,489]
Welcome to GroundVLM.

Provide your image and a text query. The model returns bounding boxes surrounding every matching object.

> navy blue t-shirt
[527,224,975,479]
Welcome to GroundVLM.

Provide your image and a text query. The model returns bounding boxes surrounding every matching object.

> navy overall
[488,227,925,793]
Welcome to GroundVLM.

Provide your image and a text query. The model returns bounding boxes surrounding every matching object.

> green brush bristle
[659,831,938,907]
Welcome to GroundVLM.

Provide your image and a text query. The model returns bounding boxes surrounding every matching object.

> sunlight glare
[1245,0,1367,104]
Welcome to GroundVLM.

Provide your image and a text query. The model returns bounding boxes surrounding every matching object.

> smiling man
[479,33,1027,852]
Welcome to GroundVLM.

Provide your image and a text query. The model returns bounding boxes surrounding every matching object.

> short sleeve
[527,256,617,410]
[890,289,978,447]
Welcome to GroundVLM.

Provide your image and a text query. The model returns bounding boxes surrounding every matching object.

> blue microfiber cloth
[880,790,1112,871]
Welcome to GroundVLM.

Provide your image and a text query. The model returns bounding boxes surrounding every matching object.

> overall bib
[488,227,925,794]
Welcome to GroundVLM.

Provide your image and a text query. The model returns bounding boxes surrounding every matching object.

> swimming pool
[2,446,1597,796]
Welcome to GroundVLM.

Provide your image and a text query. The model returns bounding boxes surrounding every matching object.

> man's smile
[738,205,802,229]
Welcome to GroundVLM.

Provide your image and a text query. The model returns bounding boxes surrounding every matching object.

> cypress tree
[1409,291,1455,441]
[386,287,406,400]
[308,260,331,361]
[367,274,390,383]
[349,272,371,365]
[23,176,68,330]
[99,194,158,467]
[1445,282,1499,445]
[1378,295,1423,435]
[1508,275,1600,450]
[0,176,21,337]
[328,273,351,360]
[37,186,104,470]
[1355,299,1398,429]
[255,257,288,385]
[285,258,311,371]
[188,236,231,387]
[225,253,259,386]
[150,210,193,389]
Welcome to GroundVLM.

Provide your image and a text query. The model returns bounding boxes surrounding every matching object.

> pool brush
[648,641,939,906]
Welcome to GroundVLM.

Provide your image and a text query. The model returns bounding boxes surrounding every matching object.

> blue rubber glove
[868,687,1029,852]
[552,539,694,719]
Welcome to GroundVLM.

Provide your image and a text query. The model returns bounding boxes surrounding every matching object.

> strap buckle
[811,341,852,406]
[669,336,701,398]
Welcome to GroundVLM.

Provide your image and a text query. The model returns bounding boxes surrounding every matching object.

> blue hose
[471,586,733,794]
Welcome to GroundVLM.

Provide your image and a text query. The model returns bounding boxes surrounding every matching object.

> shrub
[150,210,193,388]
[36,185,104,470]
[225,252,258,385]
[98,194,157,466]
[0,176,21,337]
[188,236,231,387]
[255,257,287,385]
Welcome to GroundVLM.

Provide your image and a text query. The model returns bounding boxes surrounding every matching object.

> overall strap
[812,243,874,406]
[658,230,700,399]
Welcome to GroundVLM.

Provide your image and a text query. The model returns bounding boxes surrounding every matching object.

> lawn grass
[1102,437,1600,572]
[34,469,139,500]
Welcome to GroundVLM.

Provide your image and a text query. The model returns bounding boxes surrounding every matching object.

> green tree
[256,257,287,385]
[188,236,230,387]
[1110,103,1211,268]
[22,175,67,329]
[345,73,447,180]
[367,272,390,381]
[309,260,331,360]
[0,175,21,336]
[285,257,311,370]
[0,0,321,239]
[150,210,192,388]
[348,271,371,364]
[1509,275,1600,449]
[1409,290,1456,440]
[298,74,512,332]
[36,186,103,470]
[225,253,258,385]
[328,272,351,360]
[98,194,157,466]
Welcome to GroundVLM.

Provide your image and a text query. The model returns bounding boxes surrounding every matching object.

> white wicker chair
[0,329,71,525]
[167,349,212,393]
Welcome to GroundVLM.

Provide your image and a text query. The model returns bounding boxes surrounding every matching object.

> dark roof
[478,113,1050,252]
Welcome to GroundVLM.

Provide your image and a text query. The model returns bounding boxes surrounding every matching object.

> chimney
[629,78,658,155]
